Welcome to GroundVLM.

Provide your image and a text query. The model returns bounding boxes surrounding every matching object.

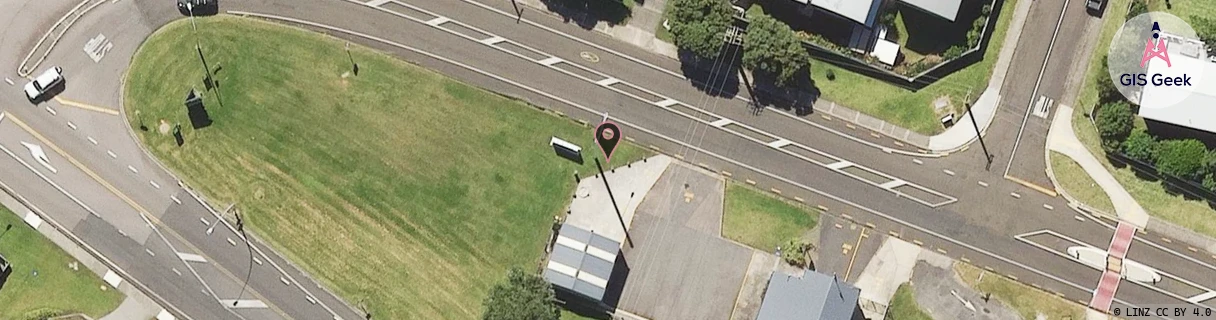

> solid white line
[1005,0,1070,176]
[177,252,208,263]
[232,13,1147,311]
[479,36,505,45]
[220,300,269,309]
[537,57,562,66]
[879,179,907,189]
[365,0,392,6]
[826,161,852,170]
[594,77,619,86]
[654,99,679,107]
[0,143,100,216]
[766,139,791,149]
[1187,291,1216,303]
[425,16,448,26]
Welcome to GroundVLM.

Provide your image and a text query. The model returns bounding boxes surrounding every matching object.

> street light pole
[233,211,255,306]
[965,102,993,170]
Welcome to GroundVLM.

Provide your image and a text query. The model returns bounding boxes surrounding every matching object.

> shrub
[982,4,992,15]
[966,29,982,47]
[1122,129,1157,163]
[1097,101,1134,151]
[826,68,836,80]
[1204,173,1216,193]
[1127,0,1148,21]
[943,45,967,60]
[482,267,560,320]
[781,239,815,268]
[1155,139,1208,180]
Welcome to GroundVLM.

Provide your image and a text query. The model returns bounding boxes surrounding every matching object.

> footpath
[510,0,1033,154]
[0,181,169,320]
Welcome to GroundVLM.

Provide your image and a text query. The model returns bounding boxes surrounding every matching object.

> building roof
[543,224,621,301]
[1138,36,1216,134]
[757,271,861,320]
[901,0,962,21]
[810,0,884,27]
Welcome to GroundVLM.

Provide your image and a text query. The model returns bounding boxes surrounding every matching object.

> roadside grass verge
[124,16,645,319]
[888,284,933,320]
[1050,151,1116,213]
[1063,0,1216,239]
[808,0,1018,135]
[722,183,818,251]
[955,263,1085,320]
[0,206,124,319]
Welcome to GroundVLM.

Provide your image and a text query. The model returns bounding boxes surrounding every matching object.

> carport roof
[543,224,621,301]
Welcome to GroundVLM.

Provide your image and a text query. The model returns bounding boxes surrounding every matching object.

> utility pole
[510,0,522,23]
[594,158,633,248]
[233,211,255,306]
[964,91,993,170]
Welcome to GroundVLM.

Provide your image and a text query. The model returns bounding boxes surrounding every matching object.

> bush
[826,68,836,80]
[781,239,814,268]
[1204,173,1216,193]
[1192,15,1216,56]
[482,267,560,320]
[942,45,967,60]
[1155,139,1208,180]
[21,308,64,320]
[966,29,982,47]
[982,4,992,15]
[1127,0,1148,21]
[1097,101,1134,151]
[1122,129,1157,163]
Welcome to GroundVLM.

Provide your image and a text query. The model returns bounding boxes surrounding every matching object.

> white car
[24,66,63,102]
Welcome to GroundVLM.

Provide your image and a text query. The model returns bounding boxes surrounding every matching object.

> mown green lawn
[0,206,123,319]
[955,263,1084,320]
[721,183,818,251]
[124,16,644,319]
[1062,0,1216,239]
[810,0,1018,135]
[888,284,933,320]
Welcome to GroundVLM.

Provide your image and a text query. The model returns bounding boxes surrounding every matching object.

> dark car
[1086,0,1105,14]
[177,0,212,10]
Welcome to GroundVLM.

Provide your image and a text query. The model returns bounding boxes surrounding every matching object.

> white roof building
[1138,36,1216,133]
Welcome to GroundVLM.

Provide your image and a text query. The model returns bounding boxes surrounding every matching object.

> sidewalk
[1045,104,1150,228]
[511,0,1035,154]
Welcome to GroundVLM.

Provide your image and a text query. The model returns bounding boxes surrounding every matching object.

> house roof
[810,0,884,27]
[757,271,861,320]
[1137,37,1216,134]
[543,224,621,301]
[901,0,962,21]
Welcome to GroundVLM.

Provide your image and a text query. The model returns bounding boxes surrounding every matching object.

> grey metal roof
[545,224,620,302]
[810,0,884,27]
[900,0,962,21]
[757,271,861,320]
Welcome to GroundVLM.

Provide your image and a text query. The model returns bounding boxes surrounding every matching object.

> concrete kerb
[17,0,106,77]
[115,15,366,319]
[0,179,183,320]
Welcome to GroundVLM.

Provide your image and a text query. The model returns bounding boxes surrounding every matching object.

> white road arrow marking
[950,290,977,312]
[20,141,56,173]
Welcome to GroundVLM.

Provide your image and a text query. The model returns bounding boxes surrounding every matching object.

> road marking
[255,256,264,266]
[479,36,505,45]
[227,238,238,246]
[177,253,208,263]
[843,228,867,281]
[1075,215,1086,222]
[425,16,449,26]
[794,196,804,202]
[199,217,209,226]
[1010,192,1021,199]
[128,165,138,174]
[171,195,181,204]
[146,249,155,257]
[107,150,117,158]
[594,77,619,86]
[20,142,57,173]
[53,97,120,115]
[150,180,160,189]
[306,295,317,305]
[67,121,77,130]
[770,188,782,195]
[766,139,791,149]
[537,57,562,66]
[1043,204,1054,210]
[221,300,269,309]
[912,159,923,165]
[978,181,989,187]
[45,106,57,115]
[1005,0,1070,177]
[280,276,291,285]
[365,0,392,6]
[708,118,732,128]
[879,179,907,189]
[1187,291,1216,303]
[654,99,680,108]
[3,78,11,85]
[826,161,852,170]
[87,136,98,145]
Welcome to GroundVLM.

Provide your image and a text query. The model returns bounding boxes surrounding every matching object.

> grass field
[955,263,1084,320]
[888,284,933,320]
[1050,152,1116,213]
[721,183,818,251]
[808,0,1017,135]
[0,206,123,319]
[124,16,644,319]
[1061,0,1216,239]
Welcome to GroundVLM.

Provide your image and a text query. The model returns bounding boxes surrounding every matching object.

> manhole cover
[579,51,599,63]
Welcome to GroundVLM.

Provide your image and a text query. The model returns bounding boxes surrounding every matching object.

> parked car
[1086,0,1105,14]
[23,66,63,102]
[0,253,10,274]
[177,0,212,10]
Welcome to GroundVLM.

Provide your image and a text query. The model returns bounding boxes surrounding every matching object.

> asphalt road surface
[0,0,1212,319]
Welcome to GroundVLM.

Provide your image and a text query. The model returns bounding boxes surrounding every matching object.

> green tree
[1154,139,1208,180]
[743,14,811,86]
[667,0,733,59]
[1191,15,1216,56]
[1126,0,1147,21]
[1096,101,1134,151]
[1122,129,1158,163]
[482,267,560,320]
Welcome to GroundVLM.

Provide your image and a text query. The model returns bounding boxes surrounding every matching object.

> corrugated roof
[901,0,962,21]
[544,224,621,302]
[811,0,884,26]
[757,271,861,320]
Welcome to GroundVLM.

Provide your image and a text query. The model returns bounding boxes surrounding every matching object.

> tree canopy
[667,0,734,59]
[1155,139,1208,180]
[1096,100,1134,151]
[743,13,810,86]
[482,268,560,320]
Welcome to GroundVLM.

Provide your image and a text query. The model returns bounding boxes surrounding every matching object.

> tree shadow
[0,263,11,292]
[537,0,633,30]
[749,68,819,116]
[677,45,743,98]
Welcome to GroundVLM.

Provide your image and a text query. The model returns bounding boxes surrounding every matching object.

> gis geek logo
[1120,22,1192,87]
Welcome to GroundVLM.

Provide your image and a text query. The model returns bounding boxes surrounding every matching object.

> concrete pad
[853,238,921,319]
[730,250,780,320]
[633,163,724,235]
[911,261,1021,320]
[566,155,671,245]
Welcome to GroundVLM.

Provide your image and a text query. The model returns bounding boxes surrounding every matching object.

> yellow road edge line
[1004,175,1059,197]
[53,96,120,116]
[843,228,866,281]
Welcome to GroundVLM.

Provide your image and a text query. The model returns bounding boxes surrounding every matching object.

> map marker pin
[595,121,621,164]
